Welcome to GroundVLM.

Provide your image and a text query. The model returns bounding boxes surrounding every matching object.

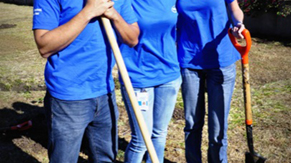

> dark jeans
[44,91,119,163]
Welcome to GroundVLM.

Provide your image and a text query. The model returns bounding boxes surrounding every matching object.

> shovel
[0,120,32,132]
[228,29,266,163]
[100,17,159,163]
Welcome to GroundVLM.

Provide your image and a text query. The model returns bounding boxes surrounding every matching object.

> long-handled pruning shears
[0,120,32,132]
[228,29,267,163]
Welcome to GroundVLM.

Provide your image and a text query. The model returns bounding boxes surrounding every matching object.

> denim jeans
[44,91,119,163]
[121,76,181,163]
[181,63,236,163]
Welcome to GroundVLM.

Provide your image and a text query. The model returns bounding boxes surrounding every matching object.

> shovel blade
[245,152,266,163]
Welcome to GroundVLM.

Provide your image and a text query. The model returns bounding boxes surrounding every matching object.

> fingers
[237,24,245,39]
[103,6,118,20]
[238,24,245,33]
[231,27,239,37]
[106,1,114,8]
[84,0,115,19]
[232,23,245,39]
[101,0,114,17]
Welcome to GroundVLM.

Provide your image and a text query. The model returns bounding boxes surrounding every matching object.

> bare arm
[103,7,139,47]
[228,0,245,39]
[34,0,114,58]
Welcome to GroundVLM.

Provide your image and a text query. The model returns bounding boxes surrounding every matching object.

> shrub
[238,0,291,17]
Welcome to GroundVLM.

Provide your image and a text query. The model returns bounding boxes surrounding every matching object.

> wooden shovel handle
[228,29,253,125]
[101,17,159,163]
[242,63,253,125]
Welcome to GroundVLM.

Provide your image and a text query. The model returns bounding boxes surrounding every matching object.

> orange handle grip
[228,29,252,64]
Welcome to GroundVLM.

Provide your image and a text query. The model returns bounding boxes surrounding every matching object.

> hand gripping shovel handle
[228,29,266,163]
[101,17,159,163]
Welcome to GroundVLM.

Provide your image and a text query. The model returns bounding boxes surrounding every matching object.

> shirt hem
[47,89,114,101]
[179,59,240,70]
[125,72,181,88]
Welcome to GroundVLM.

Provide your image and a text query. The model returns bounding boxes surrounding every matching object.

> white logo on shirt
[171,5,177,13]
[34,8,42,15]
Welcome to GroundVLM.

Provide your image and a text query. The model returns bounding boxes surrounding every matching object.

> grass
[0,2,290,163]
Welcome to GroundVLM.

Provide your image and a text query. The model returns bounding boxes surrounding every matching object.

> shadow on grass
[0,102,176,163]
[0,102,47,163]
[0,0,33,6]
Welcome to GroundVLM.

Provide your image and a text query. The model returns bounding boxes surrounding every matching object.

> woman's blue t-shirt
[119,0,180,88]
[176,0,240,69]
[33,0,137,100]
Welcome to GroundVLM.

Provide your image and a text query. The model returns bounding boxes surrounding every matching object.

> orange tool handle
[228,29,252,65]
[228,28,253,126]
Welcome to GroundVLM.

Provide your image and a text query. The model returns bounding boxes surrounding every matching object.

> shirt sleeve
[225,0,235,4]
[120,0,138,24]
[33,0,60,30]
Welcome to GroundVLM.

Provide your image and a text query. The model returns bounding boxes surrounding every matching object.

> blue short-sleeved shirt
[119,0,180,88]
[176,0,240,69]
[33,0,137,100]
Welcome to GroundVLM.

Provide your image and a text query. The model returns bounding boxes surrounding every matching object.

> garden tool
[0,120,32,132]
[101,17,159,163]
[228,29,266,163]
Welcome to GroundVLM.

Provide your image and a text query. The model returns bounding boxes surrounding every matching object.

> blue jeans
[181,64,236,163]
[44,91,119,163]
[121,76,181,163]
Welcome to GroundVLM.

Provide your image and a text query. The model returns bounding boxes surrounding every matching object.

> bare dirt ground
[0,2,290,163]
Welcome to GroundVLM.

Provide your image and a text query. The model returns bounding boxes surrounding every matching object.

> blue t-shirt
[33,0,137,100]
[119,0,180,88]
[176,0,240,69]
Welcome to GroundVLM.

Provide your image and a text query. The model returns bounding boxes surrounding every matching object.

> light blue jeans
[121,76,181,163]
[181,63,236,163]
[44,91,119,163]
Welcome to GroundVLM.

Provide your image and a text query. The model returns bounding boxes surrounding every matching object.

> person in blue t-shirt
[119,0,181,162]
[32,0,139,162]
[176,0,244,162]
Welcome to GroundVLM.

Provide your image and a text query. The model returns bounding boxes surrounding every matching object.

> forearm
[228,0,244,25]
[228,0,245,39]
[34,0,114,58]
[34,9,92,58]
[107,9,139,47]
[231,9,244,25]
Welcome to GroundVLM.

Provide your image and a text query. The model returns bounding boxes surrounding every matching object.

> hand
[103,6,119,21]
[231,23,245,39]
[84,0,114,19]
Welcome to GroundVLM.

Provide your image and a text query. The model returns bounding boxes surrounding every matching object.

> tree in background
[238,0,291,17]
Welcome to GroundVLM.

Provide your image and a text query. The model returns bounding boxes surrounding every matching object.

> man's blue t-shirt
[119,0,180,88]
[176,0,240,69]
[33,0,137,100]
